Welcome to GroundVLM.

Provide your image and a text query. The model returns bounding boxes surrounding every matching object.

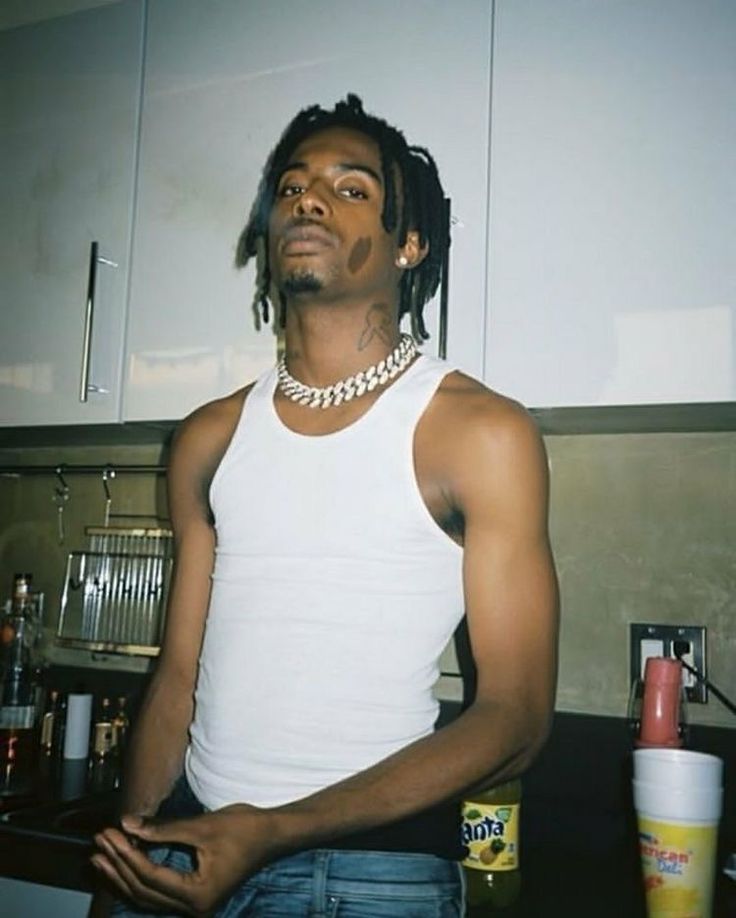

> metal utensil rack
[57,527,173,657]
[1,462,172,656]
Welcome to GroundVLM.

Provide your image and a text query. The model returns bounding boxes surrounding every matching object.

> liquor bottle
[39,688,61,754]
[112,695,129,756]
[0,574,40,791]
[10,573,32,610]
[462,778,522,910]
[52,692,67,757]
[92,696,116,761]
[3,573,36,641]
[88,751,120,794]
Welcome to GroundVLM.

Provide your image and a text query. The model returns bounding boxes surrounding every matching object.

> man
[93,95,558,917]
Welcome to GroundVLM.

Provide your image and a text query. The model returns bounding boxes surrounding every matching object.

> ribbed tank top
[185,354,464,811]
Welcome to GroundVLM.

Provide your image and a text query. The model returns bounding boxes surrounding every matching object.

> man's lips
[279,222,337,254]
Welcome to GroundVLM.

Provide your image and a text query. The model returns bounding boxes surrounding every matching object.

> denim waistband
[160,772,464,861]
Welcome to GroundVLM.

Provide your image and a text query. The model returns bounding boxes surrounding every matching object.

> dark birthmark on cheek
[348,237,372,274]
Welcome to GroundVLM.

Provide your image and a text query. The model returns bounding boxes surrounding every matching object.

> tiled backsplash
[1,430,734,726]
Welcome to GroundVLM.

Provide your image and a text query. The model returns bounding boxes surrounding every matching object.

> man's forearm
[263,698,548,858]
[120,672,194,817]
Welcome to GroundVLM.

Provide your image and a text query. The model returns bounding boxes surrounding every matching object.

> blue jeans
[112,845,464,917]
[222,848,464,917]
[111,779,465,917]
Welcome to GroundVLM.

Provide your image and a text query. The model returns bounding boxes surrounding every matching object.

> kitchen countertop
[512,713,736,917]
[3,787,734,915]
[1,712,734,915]
[0,754,119,892]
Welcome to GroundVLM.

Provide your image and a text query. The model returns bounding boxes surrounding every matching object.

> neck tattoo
[277,333,418,409]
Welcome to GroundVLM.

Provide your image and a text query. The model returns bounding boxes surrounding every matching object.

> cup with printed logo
[633,748,723,918]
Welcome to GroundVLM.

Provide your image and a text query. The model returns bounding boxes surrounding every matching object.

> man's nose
[293,183,328,217]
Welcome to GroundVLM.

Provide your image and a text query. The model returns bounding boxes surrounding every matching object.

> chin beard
[281,268,323,296]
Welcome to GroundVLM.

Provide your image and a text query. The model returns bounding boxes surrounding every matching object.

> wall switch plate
[629,623,707,703]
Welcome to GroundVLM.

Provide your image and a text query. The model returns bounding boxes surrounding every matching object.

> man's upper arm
[157,395,244,686]
[456,397,559,747]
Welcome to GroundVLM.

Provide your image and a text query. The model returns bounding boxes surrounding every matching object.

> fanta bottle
[461,778,522,910]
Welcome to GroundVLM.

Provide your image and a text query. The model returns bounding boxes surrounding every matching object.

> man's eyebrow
[336,162,383,186]
[280,160,307,175]
[279,160,383,186]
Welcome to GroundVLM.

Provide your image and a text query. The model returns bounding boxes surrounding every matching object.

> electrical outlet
[629,623,707,703]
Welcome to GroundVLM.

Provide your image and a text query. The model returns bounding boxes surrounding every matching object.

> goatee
[282,269,323,296]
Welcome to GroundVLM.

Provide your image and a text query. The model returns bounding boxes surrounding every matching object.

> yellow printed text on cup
[638,816,717,918]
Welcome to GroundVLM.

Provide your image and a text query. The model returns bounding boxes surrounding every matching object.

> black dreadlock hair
[236,94,450,341]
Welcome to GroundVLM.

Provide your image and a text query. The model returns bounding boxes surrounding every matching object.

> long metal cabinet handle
[437,197,451,360]
[79,241,99,402]
[79,241,117,401]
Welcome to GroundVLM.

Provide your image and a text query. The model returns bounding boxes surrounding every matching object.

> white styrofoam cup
[632,779,723,824]
[633,748,724,917]
[633,747,723,790]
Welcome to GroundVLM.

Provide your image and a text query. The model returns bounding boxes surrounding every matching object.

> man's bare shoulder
[167,384,257,488]
[424,371,548,517]
[165,384,258,520]
[172,385,253,452]
[433,370,539,449]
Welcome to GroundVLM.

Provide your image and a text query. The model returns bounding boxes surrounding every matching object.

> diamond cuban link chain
[276,333,417,409]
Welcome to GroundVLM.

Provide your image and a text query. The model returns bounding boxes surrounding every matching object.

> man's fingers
[92,848,169,911]
[121,814,202,847]
[95,832,196,914]
[119,812,144,830]
[91,853,135,902]
[111,831,215,915]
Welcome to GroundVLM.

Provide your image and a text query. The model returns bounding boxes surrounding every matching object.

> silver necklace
[277,333,417,409]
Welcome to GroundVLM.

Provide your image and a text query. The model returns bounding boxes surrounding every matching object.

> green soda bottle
[462,778,522,910]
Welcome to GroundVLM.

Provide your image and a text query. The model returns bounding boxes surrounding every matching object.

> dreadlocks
[236,94,450,341]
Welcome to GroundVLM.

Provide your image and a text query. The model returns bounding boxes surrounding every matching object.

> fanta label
[461,800,520,871]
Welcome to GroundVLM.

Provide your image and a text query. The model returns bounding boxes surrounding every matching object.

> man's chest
[270,369,466,543]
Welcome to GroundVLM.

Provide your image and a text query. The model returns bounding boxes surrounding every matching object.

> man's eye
[340,186,368,199]
[278,183,302,197]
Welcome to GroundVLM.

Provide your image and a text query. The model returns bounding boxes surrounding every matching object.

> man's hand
[92,805,275,917]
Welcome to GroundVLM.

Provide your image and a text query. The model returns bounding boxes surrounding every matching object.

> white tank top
[186,355,464,810]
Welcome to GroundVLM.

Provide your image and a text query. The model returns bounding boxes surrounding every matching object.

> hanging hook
[102,465,115,527]
[53,465,71,545]
[55,465,69,497]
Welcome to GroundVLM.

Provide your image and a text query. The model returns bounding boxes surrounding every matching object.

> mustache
[279,217,338,247]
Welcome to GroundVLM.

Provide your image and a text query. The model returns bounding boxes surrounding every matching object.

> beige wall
[549,431,735,728]
[0,430,734,726]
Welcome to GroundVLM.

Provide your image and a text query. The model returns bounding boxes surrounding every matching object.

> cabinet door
[123,0,492,421]
[485,0,736,409]
[0,1,143,426]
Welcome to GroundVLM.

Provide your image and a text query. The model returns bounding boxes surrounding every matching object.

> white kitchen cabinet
[485,0,736,409]
[0,0,143,426]
[8,2,724,427]
[122,0,493,421]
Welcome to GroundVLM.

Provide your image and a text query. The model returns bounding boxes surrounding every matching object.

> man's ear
[395,230,429,269]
